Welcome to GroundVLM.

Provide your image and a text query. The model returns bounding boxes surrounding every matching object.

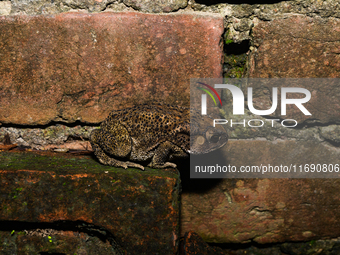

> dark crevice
[40,253,66,255]
[121,2,188,13]
[66,135,87,142]
[324,138,340,147]
[101,0,118,11]
[121,2,139,11]
[249,206,272,213]
[208,240,281,250]
[61,2,88,11]
[0,120,100,129]
[179,153,224,193]
[195,0,284,5]
[290,119,339,129]
[0,220,124,255]
[225,40,250,56]
[224,40,250,78]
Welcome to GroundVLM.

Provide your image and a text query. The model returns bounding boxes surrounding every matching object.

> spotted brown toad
[90,103,228,170]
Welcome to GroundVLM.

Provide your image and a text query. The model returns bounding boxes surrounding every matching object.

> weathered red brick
[0,151,180,254]
[0,12,223,125]
[182,140,340,243]
[249,15,340,123]
[0,230,118,254]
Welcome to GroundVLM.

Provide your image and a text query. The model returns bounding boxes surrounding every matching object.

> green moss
[309,240,316,246]
[224,31,234,45]
[9,187,24,200]
[0,151,176,178]
[223,29,248,78]
[225,39,234,45]
[224,53,247,78]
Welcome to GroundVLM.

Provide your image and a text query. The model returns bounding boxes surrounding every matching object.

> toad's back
[104,103,190,137]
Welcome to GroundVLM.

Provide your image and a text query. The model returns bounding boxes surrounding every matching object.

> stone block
[249,15,340,124]
[123,0,188,13]
[0,1,11,15]
[0,151,180,254]
[0,12,223,125]
[0,229,120,255]
[182,140,340,243]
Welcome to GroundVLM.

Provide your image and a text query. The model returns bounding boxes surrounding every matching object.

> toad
[90,104,228,170]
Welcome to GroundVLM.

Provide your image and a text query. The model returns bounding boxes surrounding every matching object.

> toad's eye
[206,129,220,143]
[210,135,220,143]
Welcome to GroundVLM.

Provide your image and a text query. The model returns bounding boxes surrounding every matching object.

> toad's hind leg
[90,129,145,170]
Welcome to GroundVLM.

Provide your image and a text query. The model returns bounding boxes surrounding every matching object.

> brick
[0,12,223,125]
[249,16,340,123]
[0,151,180,254]
[182,140,340,243]
[0,230,119,254]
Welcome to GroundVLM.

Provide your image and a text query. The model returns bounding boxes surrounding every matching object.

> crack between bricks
[100,0,120,12]
[0,121,99,129]
[0,220,125,255]
[120,1,189,13]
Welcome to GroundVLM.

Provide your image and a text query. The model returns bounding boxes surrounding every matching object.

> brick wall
[1,0,340,252]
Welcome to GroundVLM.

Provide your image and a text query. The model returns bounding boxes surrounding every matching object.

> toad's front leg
[147,141,182,169]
